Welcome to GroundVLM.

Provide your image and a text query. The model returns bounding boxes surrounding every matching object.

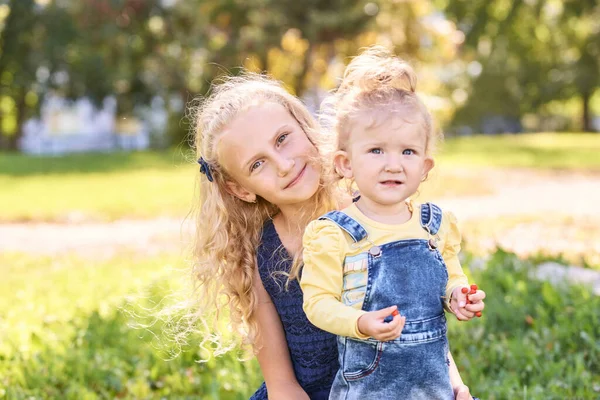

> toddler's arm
[301,220,369,338]
[301,220,405,340]
[254,268,309,400]
[448,351,474,400]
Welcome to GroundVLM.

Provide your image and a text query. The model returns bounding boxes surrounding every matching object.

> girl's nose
[277,157,295,177]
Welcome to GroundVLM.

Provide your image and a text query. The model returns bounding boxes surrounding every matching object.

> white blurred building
[19,95,167,155]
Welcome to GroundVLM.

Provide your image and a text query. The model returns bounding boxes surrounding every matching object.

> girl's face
[217,102,321,207]
[335,114,434,215]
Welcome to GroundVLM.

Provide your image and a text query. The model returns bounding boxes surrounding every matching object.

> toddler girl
[301,46,485,399]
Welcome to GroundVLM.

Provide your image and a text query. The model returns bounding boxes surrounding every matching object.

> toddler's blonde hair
[325,46,440,155]
[190,73,337,355]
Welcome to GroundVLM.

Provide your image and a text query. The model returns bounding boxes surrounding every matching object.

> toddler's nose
[384,154,404,172]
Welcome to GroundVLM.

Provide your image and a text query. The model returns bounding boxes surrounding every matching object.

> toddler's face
[217,102,321,207]
[336,114,433,215]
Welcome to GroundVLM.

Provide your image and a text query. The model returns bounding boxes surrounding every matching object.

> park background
[1,0,599,399]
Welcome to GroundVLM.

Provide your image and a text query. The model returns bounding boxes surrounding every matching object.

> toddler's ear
[224,180,257,203]
[334,151,353,179]
[422,157,434,178]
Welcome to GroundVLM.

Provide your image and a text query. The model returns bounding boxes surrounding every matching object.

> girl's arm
[447,351,473,400]
[253,267,309,400]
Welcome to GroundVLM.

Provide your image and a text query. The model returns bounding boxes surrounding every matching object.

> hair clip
[197,157,214,182]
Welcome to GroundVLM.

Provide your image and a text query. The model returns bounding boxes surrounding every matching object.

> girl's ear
[224,180,257,203]
[333,150,353,179]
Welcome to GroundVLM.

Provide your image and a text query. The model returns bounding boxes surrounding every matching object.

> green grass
[1,133,599,222]
[0,150,197,222]
[439,133,600,170]
[1,250,598,398]
[0,251,262,399]
[450,250,600,399]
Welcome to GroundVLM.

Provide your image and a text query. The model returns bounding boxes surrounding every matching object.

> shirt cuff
[352,310,370,339]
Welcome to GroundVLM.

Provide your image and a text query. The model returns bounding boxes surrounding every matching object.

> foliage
[0,252,262,399]
[436,0,600,132]
[1,249,598,398]
[0,0,78,149]
[449,249,600,398]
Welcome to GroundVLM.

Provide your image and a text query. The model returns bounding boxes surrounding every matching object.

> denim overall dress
[323,203,454,400]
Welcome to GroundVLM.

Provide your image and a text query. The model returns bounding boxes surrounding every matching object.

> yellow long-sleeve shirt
[301,202,468,339]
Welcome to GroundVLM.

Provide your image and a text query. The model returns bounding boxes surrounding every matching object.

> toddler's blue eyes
[369,148,382,154]
[403,149,415,155]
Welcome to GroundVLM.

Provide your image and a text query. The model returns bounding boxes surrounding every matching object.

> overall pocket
[341,338,384,381]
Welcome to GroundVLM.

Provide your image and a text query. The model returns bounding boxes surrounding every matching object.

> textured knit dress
[250,219,339,400]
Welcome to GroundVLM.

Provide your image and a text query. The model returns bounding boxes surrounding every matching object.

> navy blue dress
[250,219,339,400]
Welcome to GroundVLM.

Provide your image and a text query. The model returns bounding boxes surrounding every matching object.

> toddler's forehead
[348,110,424,140]
[359,106,422,129]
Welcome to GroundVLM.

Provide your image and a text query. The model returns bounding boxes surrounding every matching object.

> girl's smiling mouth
[285,164,307,189]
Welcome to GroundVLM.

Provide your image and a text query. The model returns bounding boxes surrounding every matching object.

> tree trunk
[6,88,27,151]
[582,90,592,132]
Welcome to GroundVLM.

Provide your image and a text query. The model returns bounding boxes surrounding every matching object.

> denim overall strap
[420,202,443,235]
[318,211,368,243]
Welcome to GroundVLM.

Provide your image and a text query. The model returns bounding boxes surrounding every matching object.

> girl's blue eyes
[250,160,263,171]
[369,148,382,154]
[277,133,288,145]
[403,149,415,155]
[250,133,290,172]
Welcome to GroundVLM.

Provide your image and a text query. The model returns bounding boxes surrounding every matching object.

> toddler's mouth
[381,180,403,185]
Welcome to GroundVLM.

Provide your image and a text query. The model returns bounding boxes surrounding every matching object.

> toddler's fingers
[452,307,472,321]
[378,305,398,317]
[465,301,485,313]
[381,325,404,341]
[468,290,486,302]
[395,316,406,336]
[384,313,405,331]
[455,287,468,307]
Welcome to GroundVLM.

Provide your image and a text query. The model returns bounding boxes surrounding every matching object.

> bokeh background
[1,0,599,399]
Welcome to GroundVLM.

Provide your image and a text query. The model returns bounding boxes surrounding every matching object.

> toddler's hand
[450,284,486,321]
[357,305,405,341]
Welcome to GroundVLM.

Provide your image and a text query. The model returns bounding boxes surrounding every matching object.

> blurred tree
[201,0,376,96]
[438,0,599,132]
[0,0,34,150]
[0,0,77,150]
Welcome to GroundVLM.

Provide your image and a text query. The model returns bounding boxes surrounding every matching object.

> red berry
[470,284,478,294]
[476,311,482,318]
[392,309,399,317]
[461,287,469,294]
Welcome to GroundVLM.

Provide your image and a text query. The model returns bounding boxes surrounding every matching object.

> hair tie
[197,157,214,182]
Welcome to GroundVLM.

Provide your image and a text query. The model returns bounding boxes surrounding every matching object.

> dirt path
[1,169,599,263]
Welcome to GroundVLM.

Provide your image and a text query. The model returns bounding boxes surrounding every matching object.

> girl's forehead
[221,102,292,138]
[216,102,298,170]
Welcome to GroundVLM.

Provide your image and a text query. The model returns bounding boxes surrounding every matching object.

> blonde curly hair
[189,73,338,356]
[323,46,440,156]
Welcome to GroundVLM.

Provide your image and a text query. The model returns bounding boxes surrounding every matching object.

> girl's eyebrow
[242,124,292,172]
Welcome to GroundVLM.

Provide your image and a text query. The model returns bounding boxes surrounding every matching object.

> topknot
[338,46,417,96]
